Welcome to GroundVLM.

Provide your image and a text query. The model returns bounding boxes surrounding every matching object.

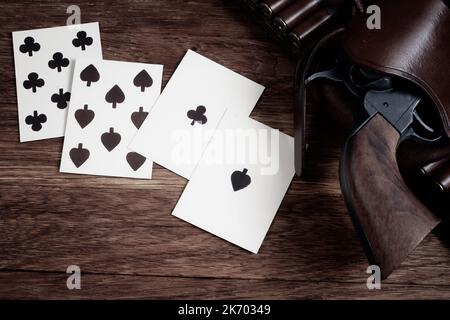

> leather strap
[294,28,345,176]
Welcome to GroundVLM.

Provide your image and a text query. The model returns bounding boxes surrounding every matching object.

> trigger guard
[399,127,442,145]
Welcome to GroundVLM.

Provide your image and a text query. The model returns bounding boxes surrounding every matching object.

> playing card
[172,112,295,253]
[12,22,102,142]
[59,58,163,179]
[129,49,265,179]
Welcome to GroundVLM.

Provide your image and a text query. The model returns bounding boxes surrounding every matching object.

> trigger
[413,110,435,134]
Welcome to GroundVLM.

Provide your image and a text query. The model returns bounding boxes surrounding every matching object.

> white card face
[12,23,102,142]
[60,59,163,179]
[129,49,265,179]
[172,112,295,253]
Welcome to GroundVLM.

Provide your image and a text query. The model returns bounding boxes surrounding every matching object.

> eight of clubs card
[12,22,102,142]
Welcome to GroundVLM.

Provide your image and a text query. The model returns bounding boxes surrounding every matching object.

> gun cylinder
[273,0,323,33]
[288,8,337,49]
[258,0,296,18]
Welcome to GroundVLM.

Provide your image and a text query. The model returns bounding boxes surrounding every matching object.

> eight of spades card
[172,112,295,253]
[60,58,163,179]
[12,22,102,142]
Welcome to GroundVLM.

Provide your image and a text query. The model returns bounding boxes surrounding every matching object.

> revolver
[306,57,445,278]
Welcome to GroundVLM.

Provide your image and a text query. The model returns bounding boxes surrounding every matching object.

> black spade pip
[231,168,251,191]
[126,152,146,171]
[101,128,121,152]
[105,85,125,109]
[70,143,90,168]
[131,107,148,129]
[133,70,153,92]
[75,105,95,129]
[80,64,100,87]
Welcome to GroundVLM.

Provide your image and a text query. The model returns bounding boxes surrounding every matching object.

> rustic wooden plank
[2,271,450,300]
[1,0,449,299]
[1,184,450,287]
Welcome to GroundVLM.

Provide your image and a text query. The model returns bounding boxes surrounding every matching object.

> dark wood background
[1,0,450,299]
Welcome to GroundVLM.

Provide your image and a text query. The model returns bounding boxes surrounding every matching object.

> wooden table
[1,0,449,299]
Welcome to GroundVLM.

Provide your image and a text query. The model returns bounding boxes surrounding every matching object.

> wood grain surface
[1,0,450,299]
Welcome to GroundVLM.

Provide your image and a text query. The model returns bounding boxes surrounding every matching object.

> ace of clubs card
[130,50,265,179]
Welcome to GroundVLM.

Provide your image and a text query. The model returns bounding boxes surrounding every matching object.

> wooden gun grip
[340,114,440,279]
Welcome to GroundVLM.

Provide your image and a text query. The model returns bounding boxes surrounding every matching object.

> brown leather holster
[296,0,450,278]
[341,0,450,200]
[297,0,450,173]
[341,0,450,136]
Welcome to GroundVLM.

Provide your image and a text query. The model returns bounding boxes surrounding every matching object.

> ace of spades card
[60,58,163,179]
[172,112,295,253]
[12,22,102,142]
